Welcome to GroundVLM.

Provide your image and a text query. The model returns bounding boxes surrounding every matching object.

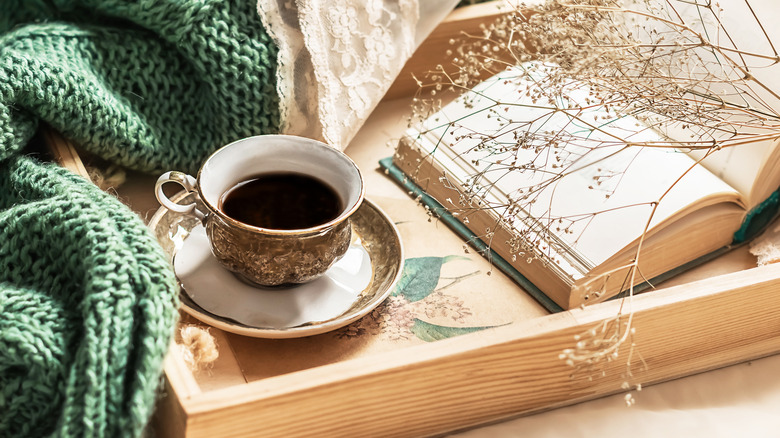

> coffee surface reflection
[220,172,342,230]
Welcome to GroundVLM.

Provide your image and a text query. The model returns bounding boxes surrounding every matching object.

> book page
[685,135,774,203]
[654,0,780,115]
[656,110,775,201]
[413,65,742,279]
[629,0,780,203]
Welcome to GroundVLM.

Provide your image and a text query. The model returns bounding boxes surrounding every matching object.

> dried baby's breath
[409,0,780,396]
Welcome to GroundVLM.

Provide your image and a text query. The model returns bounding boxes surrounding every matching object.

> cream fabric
[257,0,459,149]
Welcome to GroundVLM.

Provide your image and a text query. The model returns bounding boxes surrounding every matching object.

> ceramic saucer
[148,193,404,338]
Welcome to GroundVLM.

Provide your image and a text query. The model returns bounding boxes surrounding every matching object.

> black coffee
[219,172,343,230]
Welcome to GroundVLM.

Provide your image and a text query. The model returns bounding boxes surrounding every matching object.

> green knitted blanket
[0,0,281,436]
[0,156,179,437]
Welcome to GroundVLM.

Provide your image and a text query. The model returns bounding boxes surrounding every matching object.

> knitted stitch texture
[0,155,179,437]
[0,0,280,173]
[0,0,282,436]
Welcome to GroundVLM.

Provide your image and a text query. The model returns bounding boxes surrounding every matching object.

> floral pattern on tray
[336,255,498,341]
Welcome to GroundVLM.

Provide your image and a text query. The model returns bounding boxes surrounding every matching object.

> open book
[390,63,780,310]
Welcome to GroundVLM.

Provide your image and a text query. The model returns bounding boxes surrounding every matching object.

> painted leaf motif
[410,318,493,342]
[392,255,467,302]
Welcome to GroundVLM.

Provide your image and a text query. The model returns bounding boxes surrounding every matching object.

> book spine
[733,190,780,243]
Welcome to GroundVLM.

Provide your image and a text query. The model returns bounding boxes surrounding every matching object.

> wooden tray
[46,3,780,437]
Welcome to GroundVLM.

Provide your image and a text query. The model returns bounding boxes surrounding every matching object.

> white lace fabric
[258,0,459,149]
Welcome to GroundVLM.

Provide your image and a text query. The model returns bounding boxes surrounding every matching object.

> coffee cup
[155,135,364,286]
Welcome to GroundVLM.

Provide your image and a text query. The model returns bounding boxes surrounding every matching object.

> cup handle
[155,171,206,221]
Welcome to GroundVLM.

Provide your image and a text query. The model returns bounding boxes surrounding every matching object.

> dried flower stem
[408,0,780,390]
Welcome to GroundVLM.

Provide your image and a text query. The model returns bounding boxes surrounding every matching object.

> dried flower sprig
[407,0,780,393]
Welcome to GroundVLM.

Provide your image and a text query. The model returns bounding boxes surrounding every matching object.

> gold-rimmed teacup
[155,135,364,287]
